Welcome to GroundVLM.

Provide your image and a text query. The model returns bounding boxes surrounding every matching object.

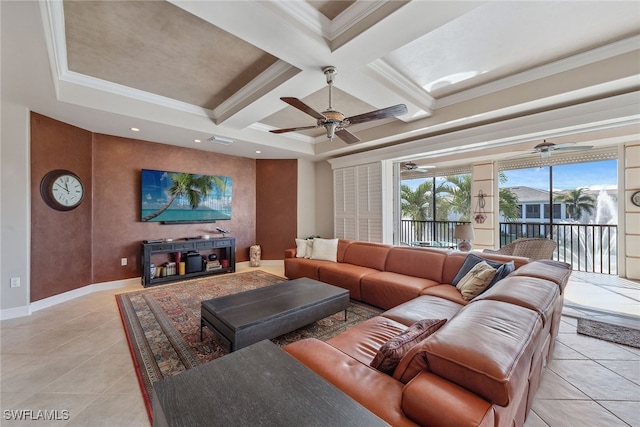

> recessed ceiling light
[194,139,201,143]
[130,127,140,132]
[256,150,261,154]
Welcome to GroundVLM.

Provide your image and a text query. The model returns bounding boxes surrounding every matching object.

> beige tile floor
[1,263,638,426]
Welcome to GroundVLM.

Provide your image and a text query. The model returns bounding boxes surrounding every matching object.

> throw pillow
[451,253,504,286]
[309,238,339,262]
[295,239,307,258]
[370,318,446,375]
[456,261,498,301]
[484,260,515,293]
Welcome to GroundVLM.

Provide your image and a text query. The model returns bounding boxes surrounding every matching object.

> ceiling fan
[269,66,408,144]
[401,161,434,173]
[531,140,593,159]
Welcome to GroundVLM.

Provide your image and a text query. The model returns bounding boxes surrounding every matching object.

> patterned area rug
[116,270,382,421]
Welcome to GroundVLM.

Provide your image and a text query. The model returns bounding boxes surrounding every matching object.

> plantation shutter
[334,162,382,242]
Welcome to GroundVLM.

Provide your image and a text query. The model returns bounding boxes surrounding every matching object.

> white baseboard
[1,261,285,320]
[0,277,140,320]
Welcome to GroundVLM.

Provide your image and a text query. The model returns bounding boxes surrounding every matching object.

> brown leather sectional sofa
[283,239,572,426]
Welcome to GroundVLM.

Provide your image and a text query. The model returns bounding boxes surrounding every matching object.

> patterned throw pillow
[370,318,447,375]
[456,261,498,301]
[451,253,504,286]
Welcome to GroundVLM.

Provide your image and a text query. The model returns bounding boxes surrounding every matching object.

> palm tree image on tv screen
[141,169,232,223]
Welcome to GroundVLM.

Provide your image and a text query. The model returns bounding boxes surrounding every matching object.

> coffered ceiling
[3,1,640,163]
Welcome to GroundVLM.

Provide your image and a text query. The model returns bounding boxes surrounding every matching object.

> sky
[502,159,617,191]
[402,159,618,191]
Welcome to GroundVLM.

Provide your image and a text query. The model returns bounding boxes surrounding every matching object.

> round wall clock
[632,191,640,208]
[40,169,85,211]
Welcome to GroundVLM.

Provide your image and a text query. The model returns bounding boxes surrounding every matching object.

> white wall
[296,158,316,239]
[0,103,31,317]
[314,160,334,238]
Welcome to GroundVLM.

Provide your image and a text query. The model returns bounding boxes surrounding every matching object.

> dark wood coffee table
[200,277,350,351]
[153,340,388,426]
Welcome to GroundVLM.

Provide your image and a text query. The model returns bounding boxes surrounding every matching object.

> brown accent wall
[256,159,297,259]
[31,114,93,302]
[30,113,259,301]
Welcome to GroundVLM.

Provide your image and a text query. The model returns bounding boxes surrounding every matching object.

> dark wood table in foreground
[152,339,388,427]
[200,277,350,351]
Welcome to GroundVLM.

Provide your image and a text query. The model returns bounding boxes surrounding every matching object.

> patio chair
[483,237,557,260]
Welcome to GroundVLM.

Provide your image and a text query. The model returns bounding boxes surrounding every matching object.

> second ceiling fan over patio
[269,66,407,144]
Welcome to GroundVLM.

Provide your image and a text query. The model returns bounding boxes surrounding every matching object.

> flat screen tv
[141,169,232,223]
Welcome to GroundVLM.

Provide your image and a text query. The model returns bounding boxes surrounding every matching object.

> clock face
[40,170,84,211]
[52,174,83,207]
[632,191,640,208]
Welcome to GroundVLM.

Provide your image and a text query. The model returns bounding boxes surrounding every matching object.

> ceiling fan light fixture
[325,122,338,140]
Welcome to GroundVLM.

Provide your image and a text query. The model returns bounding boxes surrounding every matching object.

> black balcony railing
[400,219,617,274]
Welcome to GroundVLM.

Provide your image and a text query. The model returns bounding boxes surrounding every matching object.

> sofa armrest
[284,248,296,258]
[403,371,494,427]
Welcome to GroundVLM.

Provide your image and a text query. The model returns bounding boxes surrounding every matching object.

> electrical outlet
[10,277,20,288]
[121,258,128,266]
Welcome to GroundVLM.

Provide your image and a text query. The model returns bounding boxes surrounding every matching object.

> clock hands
[55,182,69,193]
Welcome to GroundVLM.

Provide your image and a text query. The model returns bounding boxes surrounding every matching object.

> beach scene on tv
[141,169,232,222]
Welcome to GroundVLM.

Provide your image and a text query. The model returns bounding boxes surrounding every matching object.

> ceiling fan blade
[335,128,361,144]
[346,104,407,125]
[555,145,594,151]
[269,125,318,134]
[280,97,326,120]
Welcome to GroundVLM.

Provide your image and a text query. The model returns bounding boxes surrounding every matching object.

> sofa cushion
[342,242,391,270]
[451,253,503,286]
[284,338,418,427]
[420,284,468,305]
[510,259,572,293]
[423,300,543,406]
[284,257,328,280]
[456,261,498,301]
[327,316,406,365]
[318,263,379,300]
[360,272,440,310]
[370,319,446,375]
[309,238,338,261]
[382,295,463,326]
[473,276,559,327]
[384,247,448,283]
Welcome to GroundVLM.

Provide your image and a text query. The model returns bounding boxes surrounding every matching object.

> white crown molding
[263,0,389,42]
[437,35,640,109]
[328,1,389,41]
[366,59,435,115]
[329,91,640,170]
[213,61,299,124]
[41,0,214,119]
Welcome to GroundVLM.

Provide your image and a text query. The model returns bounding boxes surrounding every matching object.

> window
[525,204,540,218]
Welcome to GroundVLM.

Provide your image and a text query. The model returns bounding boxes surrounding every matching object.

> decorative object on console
[249,245,261,267]
[453,223,474,251]
[474,190,487,224]
[39,169,85,211]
